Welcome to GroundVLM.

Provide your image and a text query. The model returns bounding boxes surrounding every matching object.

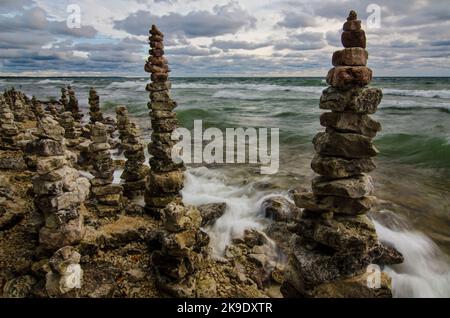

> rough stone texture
[320,86,382,114]
[313,132,379,159]
[332,48,368,66]
[341,30,366,48]
[197,202,227,227]
[312,174,374,198]
[327,66,372,90]
[261,196,301,222]
[311,154,376,178]
[320,112,381,138]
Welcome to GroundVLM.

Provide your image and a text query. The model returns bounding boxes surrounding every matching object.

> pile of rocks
[60,88,68,112]
[31,96,45,119]
[116,106,131,146]
[88,87,103,124]
[144,25,184,215]
[4,88,28,122]
[281,11,402,298]
[67,86,83,122]
[120,119,149,198]
[29,115,89,296]
[89,122,123,216]
[0,95,20,149]
[59,112,82,147]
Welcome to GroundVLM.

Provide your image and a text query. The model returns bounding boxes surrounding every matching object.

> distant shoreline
[1,76,450,79]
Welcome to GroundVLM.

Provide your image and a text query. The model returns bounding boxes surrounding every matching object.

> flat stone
[144,193,182,209]
[148,100,177,111]
[151,118,179,133]
[88,142,110,152]
[36,156,67,175]
[26,139,65,156]
[332,48,368,66]
[311,154,376,178]
[320,86,382,114]
[327,66,372,89]
[39,215,85,250]
[313,132,379,159]
[341,30,366,48]
[91,184,123,196]
[320,112,381,138]
[312,174,374,198]
[146,170,184,195]
[150,91,171,102]
[293,190,376,215]
[97,193,122,206]
[146,82,171,92]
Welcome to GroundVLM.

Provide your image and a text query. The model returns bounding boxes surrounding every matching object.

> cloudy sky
[0,0,449,76]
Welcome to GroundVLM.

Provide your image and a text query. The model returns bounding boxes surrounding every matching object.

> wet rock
[261,196,301,222]
[198,202,227,227]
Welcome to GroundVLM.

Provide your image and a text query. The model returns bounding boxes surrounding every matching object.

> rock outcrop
[144,24,184,215]
[281,11,403,298]
[89,122,123,216]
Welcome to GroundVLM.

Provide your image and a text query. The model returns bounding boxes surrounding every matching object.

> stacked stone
[282,11,397,297]
[31,115,90,252]
[144,25,184,215]
[143,25,208,296]
[4,88,27,122]
[116,106,132,145]
[88,87,103,124]
[89,122,123,216]
[67,86,83,121]
[60,112,82,147]
[60,88,69,112]
[0,95,20,149]
[120,120,149,198]
[31,96,46,119]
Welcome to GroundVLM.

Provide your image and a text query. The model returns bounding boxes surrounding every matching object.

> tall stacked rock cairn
[144,25,209,297]
[4,88,28,122]
[88,87,104,125]
[30,115,90,296]
[89,122,123,216]
[60,111,82,148]
[281,11,403,298]
[0,95,21,150]
[116,106,149,198]
[67,86,83,122]
[31,96,45,119]
[60,87,68,112]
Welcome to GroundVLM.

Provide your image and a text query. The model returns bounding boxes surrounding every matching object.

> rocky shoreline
[0,12,403,298]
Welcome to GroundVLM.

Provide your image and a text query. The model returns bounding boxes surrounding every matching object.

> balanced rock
[311,154,376,178]
[320,86,382,114]
[327,66,372,89]
[313,132,379,159]
[320,112,381,138]
[332,48,368,66]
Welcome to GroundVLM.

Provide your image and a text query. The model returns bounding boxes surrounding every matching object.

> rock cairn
[116,106,131,146]
[144,25,184,215]
[31,96,45,119]
[60,112,82,147]
[118,108,149,198]
[60,87,68,112]
[88,87,103,124]
[144,25,209,297]
[4,88,27,122]
[67,86,83,121]
[282,11,401,298]
[0,95,20,149]
[89,122,123,216]
[31,115,90,250]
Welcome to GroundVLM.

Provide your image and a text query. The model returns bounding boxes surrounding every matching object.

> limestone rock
[313,132,379,159]
[320,112,381,138]
[261,196,301,222]
[320,86,382,114]
[312,174,374,198]
[311,154,376,178]
[197,202,227,227]
[332,48,368,66]
[327,66,372,89]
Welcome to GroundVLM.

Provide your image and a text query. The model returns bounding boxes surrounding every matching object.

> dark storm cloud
[114,2,256,37]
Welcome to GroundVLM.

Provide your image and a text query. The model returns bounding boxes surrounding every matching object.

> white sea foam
[374,220,450,298]
[384,88,450,99]
[380,99,450,111]
[105,80,147,91]
[175,82,325,94]
[37,79,73,85]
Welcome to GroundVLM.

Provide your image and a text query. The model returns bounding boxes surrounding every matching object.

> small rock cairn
[67,86,83,122]
[89,122,123,216]
[88,87,104,124]
[0,95,20,149]
[60,112,82,147]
